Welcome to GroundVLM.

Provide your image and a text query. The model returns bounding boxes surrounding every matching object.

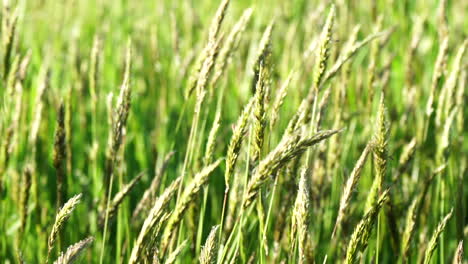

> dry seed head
[47,194,82,264]
[345,190,389,264]
[423,209,454,264]
[243,129,341,208]
[53,237,94,264]
[225,100,253,188]
[129,177,181,264]
[333,143,372,237]
[199,225,219,264]
[161,159,221,254]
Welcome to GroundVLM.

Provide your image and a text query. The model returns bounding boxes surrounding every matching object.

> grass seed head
[199,225,220,264]
[423,209,454,264]
[47,194,83,264]
[53,237,94,264]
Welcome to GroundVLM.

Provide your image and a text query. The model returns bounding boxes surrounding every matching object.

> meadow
[0,0,467,263]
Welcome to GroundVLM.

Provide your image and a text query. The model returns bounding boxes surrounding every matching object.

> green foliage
[0,0,466,263]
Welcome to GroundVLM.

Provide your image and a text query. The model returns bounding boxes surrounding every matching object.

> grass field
[0,0,467,263]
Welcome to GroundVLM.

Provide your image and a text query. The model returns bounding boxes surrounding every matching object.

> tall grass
[0,0,466,263]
